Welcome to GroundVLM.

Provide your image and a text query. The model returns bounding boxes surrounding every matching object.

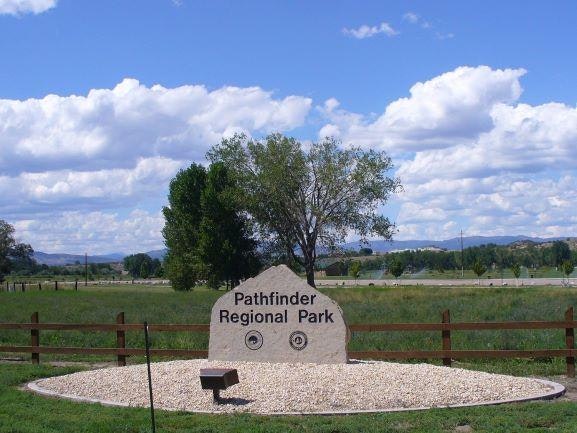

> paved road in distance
[316,278,576,287]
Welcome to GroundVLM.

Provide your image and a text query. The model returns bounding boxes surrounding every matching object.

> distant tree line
[2,218,165,281]
[328,241,576,281]
[354,241,576,275]
[6,261,121,280]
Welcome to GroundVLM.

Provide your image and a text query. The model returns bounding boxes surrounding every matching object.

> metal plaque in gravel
[209,265,349,363]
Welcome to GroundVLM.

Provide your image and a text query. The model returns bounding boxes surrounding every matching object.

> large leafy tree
[162,163,260,291]
[551,241,571,267]
[162,164,207,291]
[123,253,162,279]
[208,133,401,287]
[0,219,34,282]
[198,163,260,289]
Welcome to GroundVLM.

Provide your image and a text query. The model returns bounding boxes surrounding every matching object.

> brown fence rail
[0,308,575,377]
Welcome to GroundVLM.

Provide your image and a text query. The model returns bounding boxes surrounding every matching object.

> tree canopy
[0,219,34,282]
[562,260,574,278]
[162,164,206,290]
[198,162,260,289]
[348,261,361,280]
[162,162,260,290]
[123,253,162,279]
[379,241,577,275]
[389,260,405,279]
[208,133,401,287]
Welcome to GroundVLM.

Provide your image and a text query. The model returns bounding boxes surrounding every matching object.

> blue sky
[1,0,577,254]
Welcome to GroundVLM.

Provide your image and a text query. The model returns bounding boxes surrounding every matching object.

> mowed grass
[1,363,577,433]
[2,284,577,432]
[0,284,220,360]
[1,283,577,375]
[326,284,577,376]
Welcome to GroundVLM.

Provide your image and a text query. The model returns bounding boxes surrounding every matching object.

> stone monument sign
[208,265,349,363]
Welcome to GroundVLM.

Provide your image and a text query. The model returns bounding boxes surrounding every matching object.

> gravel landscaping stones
[30,359,563,414]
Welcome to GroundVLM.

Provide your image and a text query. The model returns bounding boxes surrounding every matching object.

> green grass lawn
[0,284,219,361]
[1,284,577,374]
[1,363,577,433]
[2,284,577,431]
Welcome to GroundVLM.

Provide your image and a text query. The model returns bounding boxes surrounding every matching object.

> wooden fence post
[38,282,42,291]
[21,282,25,292]
[31,312,40,365]
[116,312,126,367]
[442,309,452,367]
[566,307,575,378]
[55,281,58,291]
[75,280,78,291]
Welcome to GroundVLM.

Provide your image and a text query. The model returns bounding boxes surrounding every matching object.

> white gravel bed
[30,360,562,414]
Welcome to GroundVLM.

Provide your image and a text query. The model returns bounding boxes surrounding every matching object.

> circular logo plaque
[289,331,308,351]
[245,330,263,350]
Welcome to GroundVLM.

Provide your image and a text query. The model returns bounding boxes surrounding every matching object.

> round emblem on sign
[245,330,263,350]
[289,331,308,351]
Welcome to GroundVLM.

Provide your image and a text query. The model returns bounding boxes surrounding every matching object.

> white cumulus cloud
[4,67,577,251]
[13,210,166,255]
[0,0,56,15]
[0,79,312,253]
[395,175,577,241]
[0,157,183,215]
[396,101,577,182]
[317,65,577,240]
[0,78,312,176]
[320,66,526,152]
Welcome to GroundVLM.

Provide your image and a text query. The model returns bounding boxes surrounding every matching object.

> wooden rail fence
[0,308,575,377]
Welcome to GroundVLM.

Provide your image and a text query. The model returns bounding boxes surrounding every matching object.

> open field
[2,284,577,432]
[2,283,577,375]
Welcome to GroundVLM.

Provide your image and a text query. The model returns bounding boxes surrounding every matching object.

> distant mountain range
[32,250,163,266]
[33,235,571,265]
[343,235,569,253]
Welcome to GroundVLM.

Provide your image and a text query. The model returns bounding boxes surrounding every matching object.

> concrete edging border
[26,378,566,416]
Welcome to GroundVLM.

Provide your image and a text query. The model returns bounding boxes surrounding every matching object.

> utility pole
[460,230,464,278]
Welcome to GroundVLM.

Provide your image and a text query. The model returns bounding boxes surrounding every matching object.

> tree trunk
[305,265,316,287]
[301,242,316,288]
